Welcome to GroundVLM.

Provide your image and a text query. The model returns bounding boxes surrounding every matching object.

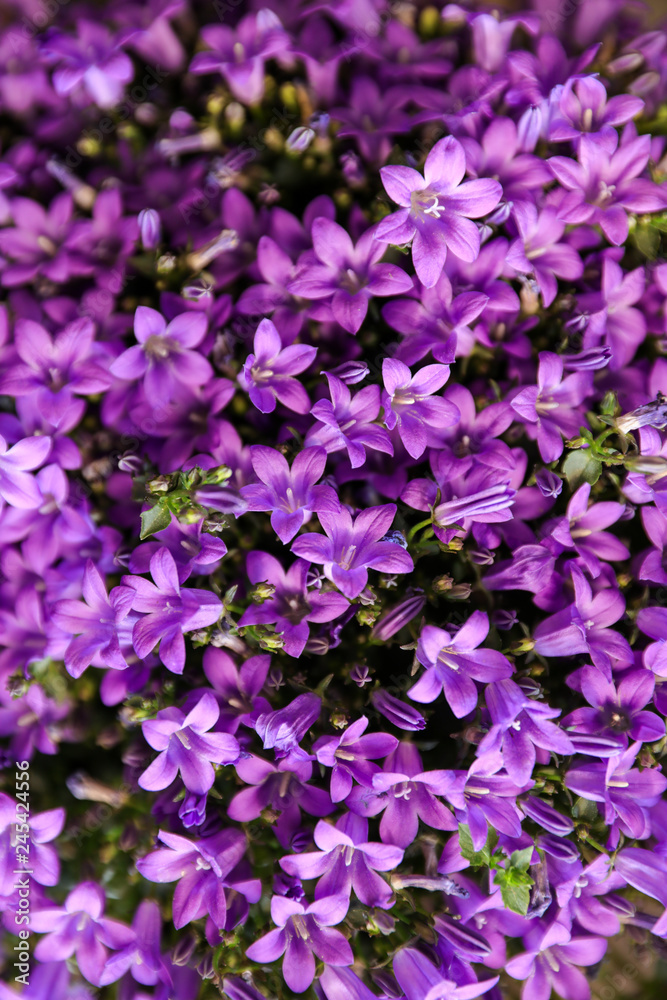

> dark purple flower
[563,665,664,750]
[41,21,134,107]
[255,692,321,758]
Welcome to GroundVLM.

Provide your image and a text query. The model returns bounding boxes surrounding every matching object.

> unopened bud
[510,637,535,654]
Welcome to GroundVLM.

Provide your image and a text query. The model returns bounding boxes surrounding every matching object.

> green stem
[407,517,433,543]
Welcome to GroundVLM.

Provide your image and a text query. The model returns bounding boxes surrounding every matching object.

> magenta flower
[245,893,353,994]
[381,359,459,459]
[51,560,135,678]
[139,691,239,794]
[239,318,317,414]
[239,445,341,543]
[375,136,502,287]
[410,612,513,717]
[292,503,414,600]
[110,306,213,397]
[123,547,223,674]
[288,219,412,333]
[237,552,349,657]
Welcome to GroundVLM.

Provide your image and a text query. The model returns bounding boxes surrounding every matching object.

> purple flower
[0,194,87,287]
[0,794,65,893]
[189,10,289,105]
[0,433,51,511]
[237,552,349,657]
[510,352,591,462]
[313,715,398,802]
[533,565,632,674]
[280,815,403,909]
[128,514,227,583]
[565,742,667,843]
[99,900,167,987]
[563,665,664,752]
[506,923,607,1000]
[255,692,321,758]
[201,647,271,734]
[506,203,584,307]
[549,76,644,141]
[239,318,317,414]
[546,482,629,578]
[549,131,667,245]
[393,947,498,1000]
[136,828,260,929]
[576,257,646,370]
[239,445,340,543]
[288,219,412,333]
[410,612,513,717]
[381,359,459,459]
[478,678,575,784]
[139,691,240,794]
[376,136,502,288]
[41,21,134,107]
[110,306,212,397]
[370,690,426,731]
[307,373,393,469]
[291,503,413,600]
[245,894,353,994]
[348,743,457,848]
[51,560,135,678]
[123,547,223,674]
[32,882,135,987]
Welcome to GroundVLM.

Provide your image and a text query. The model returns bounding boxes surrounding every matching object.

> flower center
[411,189,446,220]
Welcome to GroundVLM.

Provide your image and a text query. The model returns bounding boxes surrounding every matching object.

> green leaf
[498,880,531,915]
[509,846,534,873]
[562,449,602,490]
[139,501,172,539]
[458,824,498,867]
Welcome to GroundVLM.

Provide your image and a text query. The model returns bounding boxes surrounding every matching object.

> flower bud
[286,126,316,152]
[371,591,426,640]
[138,208,161,249]
[371,690,425,731]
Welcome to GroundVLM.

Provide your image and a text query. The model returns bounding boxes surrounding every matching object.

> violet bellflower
[99,899,168,988]
[254,692,321,759]
[287,218,413,334]
[239,445,341,543]
[110,306,213,398]
[548,75,645,141]
[51,560,135,678]
[0,433,51,511]
[138,691,240,795]
[505,922,608,1000]
[306,372,394,468]
[238,318,317,414]
[392,947,499,1000]
[0,794,65,893]
[32,882,135,987]
[381,359,459,459]
[136,828,261,930]
[410,612,513,718]
[506,202,584,308]
[279,815,404,909]
[510,351,592,462]
[123,547,223,674]
[291,503,414,600]
[375,136,503,288]
[237,551,349,657]
[313,715,398,802]
[562,665,665,750]
[245,893,353,994]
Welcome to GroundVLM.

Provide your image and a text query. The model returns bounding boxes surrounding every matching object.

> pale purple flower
[576,257,646,370]
[506,203,583,307]
[0,794,65,893]
[239,445,340,543]
[291,503,413,600]
[110,306,212,397]
[32,883,135,987]
[139,691,240,795]
[99,900,167,987]
[0,434,51,511]
[239,318,316,414]
[510,352,592,462]
[41,21,135,107]
[313,715,398,802]
[506,922,607,1000]
[306,373,393,469]
[376,136,502,288]
[549,76,644,141]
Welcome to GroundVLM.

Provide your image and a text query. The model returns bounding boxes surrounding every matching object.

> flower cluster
[1,2,667,1000]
